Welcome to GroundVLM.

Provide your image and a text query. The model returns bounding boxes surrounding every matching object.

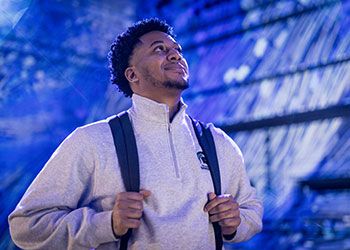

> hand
[204,192,241,236]
[112,189,151,237]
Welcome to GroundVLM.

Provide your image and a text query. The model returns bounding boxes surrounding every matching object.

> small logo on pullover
[197,151,209,170]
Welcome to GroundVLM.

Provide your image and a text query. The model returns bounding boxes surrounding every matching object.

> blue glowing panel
[182,1,349,93]
[186,62,350,124]
[0,0,135,247]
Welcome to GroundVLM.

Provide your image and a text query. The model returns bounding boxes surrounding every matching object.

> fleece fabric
[9,94,263,250]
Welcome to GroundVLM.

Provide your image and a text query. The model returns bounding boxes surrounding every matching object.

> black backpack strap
[190,116,223,250]
[108,111,140,250]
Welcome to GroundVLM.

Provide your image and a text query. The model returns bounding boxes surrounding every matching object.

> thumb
[208,192,216,201]
[140,189,151,198]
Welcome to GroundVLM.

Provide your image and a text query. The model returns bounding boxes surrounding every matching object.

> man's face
[128,31,189,96]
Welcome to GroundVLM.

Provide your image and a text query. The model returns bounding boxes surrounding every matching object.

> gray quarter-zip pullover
[9,94,263,249]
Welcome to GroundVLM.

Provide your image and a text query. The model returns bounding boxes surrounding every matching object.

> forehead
[138,31,178,47]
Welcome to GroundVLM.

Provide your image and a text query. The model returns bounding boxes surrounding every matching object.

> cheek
[140,62,162,77]
[137,56,165,80]
[150,61,165,78]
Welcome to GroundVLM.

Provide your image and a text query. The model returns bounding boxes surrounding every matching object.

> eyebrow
[149,40,181,49]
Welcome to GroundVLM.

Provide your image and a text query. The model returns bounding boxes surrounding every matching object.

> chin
[163,79,189,90]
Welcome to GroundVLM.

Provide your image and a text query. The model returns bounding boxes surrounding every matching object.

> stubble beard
[163,79,189,90]
[144,70,189,91]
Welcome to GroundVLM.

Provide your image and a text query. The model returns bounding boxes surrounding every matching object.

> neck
[168,98,181,122]
[134,91,182,122]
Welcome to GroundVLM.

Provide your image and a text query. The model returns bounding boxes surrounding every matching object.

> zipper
[168,124,180,178]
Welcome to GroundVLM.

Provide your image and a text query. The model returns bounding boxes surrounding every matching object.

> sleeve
[210,125,263,243]
[8,127,118,250]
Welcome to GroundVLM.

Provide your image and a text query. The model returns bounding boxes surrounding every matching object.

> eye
[154,45,166,52]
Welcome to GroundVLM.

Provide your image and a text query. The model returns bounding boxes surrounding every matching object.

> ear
[125,66,139,84]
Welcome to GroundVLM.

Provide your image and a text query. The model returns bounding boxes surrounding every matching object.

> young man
[9,18,263,249]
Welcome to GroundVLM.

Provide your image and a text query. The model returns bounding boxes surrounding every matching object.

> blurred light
[240,0,255,11]
[274,29,288,48]
[23,55,35,68]
[20,70,28,79]
[260,80,273,98]
[223,67,236,84]
[304,240,314,248]
[236,64,250,82]
[34,70,45,80]
[254,37,268,58]
[223,64,251,84]
[242,9,261,28]
[6,52,17,61]
[298,0,311,5]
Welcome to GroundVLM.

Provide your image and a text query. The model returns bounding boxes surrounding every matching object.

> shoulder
[207,123,244,161]
[186,115,243,161]
[77,117,112,135]
[62,117,114,148]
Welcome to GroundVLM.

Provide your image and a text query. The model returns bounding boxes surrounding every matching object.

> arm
[226,142,263,243]
[8,128,117,249]
[208,126,263,243]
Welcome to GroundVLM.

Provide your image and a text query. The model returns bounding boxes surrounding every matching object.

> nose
[167,48,182,62]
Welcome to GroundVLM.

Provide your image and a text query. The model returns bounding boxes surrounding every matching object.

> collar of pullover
[129,94,188,125]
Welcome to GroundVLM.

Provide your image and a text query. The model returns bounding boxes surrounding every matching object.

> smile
[164,65,187,74]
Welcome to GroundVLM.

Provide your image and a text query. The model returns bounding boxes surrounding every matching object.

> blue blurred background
[1,0,349,249]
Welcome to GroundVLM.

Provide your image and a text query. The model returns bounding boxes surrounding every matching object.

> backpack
[108,111,223,250]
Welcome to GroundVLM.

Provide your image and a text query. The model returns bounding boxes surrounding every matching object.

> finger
[124,208,143,219]
[116,192,144,202]
[115,199,144,210]
[207,201,232,215]
[140,189,151,198]
[209,209,237,223]
[123,218,142,229]
[208,192,216,201]
[208,201,239,215]
[204,194,232,212]
[203,192,216,212]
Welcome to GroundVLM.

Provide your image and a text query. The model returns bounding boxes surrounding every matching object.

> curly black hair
[108,18,175,97]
